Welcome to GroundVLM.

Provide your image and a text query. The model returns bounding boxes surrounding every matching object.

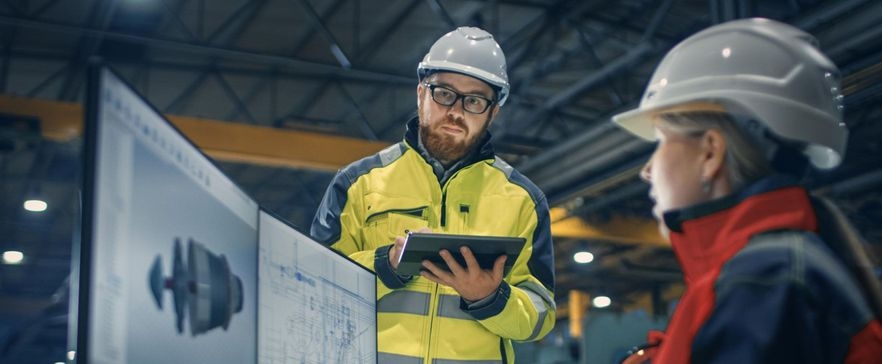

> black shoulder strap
[811,194,882,320]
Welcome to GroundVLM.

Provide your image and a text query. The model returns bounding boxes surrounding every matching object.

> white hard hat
[613,18,847,169]
[418,26,511,106]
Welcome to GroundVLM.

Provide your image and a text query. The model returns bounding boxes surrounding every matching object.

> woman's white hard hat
[613,18,847,169]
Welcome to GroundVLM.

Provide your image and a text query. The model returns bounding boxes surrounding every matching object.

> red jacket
[644,176,882,363]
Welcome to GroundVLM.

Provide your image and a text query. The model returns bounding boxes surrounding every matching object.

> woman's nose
[639,159,652,183]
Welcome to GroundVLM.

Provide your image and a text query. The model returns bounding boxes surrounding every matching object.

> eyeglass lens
[428,84,492,114]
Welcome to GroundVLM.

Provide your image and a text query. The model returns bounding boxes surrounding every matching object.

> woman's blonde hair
[657,111,774,191]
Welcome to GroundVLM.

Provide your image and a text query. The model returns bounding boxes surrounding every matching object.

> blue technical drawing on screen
[258,210,376,364]
[80,66,259,364]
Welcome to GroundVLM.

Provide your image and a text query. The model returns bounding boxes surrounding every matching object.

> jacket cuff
[461,281,511,320]
[375,245,412,289]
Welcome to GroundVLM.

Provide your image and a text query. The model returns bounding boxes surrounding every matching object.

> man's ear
[700,128,727,181]
[487,104,501,125]
[416,83,424,108]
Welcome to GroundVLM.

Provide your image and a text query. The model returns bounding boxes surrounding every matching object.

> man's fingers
[419,269,440,284]
[492,255,507,279]
[459,246,482,272]
[389,236,407,269]
[422,260,452,283]
[438,249,466,276]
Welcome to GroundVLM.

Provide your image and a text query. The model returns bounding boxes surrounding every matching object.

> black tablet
[395,232,526,276]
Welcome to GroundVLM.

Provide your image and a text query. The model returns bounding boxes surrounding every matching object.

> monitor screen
[258,210,376,363]
[77,65,259,364]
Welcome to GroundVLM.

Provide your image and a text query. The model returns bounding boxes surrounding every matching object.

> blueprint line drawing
[259,212,376,364]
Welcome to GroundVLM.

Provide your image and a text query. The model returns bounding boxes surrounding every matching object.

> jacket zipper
[440,191,447,227]
[424,162,488,361]
[425,282,440,363]
[435,158,491,229]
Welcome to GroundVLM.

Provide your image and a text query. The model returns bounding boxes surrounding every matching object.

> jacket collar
[663,175,818,283]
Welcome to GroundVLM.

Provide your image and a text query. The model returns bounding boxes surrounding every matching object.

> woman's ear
[700,128,727,181]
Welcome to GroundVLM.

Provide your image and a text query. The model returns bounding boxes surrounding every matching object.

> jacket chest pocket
[362,194,429,248]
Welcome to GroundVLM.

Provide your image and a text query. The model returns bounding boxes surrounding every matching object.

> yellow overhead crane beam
[550,207,668,246]
[0,93,388,172]
[0,94,666,246]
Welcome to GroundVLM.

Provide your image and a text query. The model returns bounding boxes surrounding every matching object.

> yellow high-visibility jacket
[311,118,556,364]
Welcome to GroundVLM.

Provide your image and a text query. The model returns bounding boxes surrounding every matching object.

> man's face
[417,72,499,165]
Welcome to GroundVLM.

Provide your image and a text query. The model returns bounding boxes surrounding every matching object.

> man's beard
[420,115,487,165]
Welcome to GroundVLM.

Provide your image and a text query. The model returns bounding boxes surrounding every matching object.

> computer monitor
[257,209,377,363]
[76,64,259,363]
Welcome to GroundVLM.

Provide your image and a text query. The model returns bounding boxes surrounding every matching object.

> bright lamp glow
[592,295,611,308]
[23,199,48,212]
[2,250,24,265]
[67,351,76,360]
[573,251,594,264]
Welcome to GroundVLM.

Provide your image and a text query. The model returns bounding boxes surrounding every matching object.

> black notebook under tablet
[396,232,526,276]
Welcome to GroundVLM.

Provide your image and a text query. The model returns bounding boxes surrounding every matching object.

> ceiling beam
[296,0,352,68]
[549,207,667,246]
[0,14,414,85]
[0,93,388,171]
[0,94,665,244]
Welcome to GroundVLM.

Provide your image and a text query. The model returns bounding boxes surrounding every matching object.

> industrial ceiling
[1,0,881,362]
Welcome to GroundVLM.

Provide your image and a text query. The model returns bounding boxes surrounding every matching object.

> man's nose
[445,96,467,116]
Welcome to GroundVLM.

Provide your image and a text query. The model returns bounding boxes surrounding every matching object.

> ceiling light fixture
[592,295,611,308]
[2,250,24,265]
[573,251,594,264]
[23,183,48,212]
[23,199,48,212]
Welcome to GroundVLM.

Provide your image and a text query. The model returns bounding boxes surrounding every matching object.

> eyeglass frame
[421,82,496,114]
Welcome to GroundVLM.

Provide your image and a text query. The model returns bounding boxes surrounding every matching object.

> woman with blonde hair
[613,18,882,363]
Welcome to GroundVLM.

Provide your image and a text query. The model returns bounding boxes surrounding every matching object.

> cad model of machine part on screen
[257,210,377,364]
[80,66,259,364]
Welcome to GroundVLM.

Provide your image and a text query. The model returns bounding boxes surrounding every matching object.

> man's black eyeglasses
[423,83,495,114]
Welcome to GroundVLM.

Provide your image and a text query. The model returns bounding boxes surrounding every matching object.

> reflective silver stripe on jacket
[516,281,554,341]
[378,292,475,320]
[434,359,502,363]
[377,290,429,315]
[379,143,406,166]
[517,280,555,308]
[437,294,472,320]
[492,156,514,178]
[378,352,422,364]
[378,353,503,364]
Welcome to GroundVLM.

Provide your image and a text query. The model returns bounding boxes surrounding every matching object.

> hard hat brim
[613,96,846,169]
[612,101,728,141]
[418,60,510,106]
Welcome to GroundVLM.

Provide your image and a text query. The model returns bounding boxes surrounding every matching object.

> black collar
[663,174,802,232]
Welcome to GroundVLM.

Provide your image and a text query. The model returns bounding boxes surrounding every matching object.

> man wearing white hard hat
[312,27,555,363]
